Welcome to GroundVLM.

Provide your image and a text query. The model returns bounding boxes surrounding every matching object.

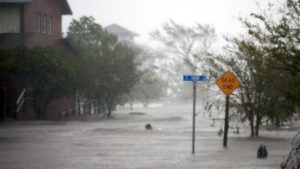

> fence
[59,99,107,120]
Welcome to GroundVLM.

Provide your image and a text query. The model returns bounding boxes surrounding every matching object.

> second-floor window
[42,15,47,33]
[36,13,53,35]
[36,13,41,32]
[0,6,21,33]
[47,16,52,34]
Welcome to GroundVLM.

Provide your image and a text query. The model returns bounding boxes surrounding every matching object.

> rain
[0,0,299,168]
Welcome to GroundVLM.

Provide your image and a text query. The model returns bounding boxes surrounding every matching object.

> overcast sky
[63,0,282,46]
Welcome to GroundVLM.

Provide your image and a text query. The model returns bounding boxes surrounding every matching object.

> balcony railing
[16,88,26,114]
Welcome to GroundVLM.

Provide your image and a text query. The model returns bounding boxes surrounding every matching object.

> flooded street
[0,104,295,169]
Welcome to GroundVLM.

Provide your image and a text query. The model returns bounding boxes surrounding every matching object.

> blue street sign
[183,75,206,81]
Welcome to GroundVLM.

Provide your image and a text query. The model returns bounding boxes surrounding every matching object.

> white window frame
[36,13,41,32]
[42,15,47,34]
[47,15,52,34]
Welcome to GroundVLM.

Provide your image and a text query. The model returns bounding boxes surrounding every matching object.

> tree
[0,49,22,82]
[130,70,168,107]
[0,47,77,120]
[0,49,24,120]
[281,130,300,169]
[241,0,300,105]
[206,0,300,137]
[67,16,140,117]
[236,0,300,134]
[151,20,216,73]
[126,44,169,106]
[20,47,77,119]
[208,37,296,137]
[150,20,216,97]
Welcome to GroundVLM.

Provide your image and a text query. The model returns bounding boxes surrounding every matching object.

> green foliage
[19,47,77,118]
[22,47,77,95]
[130,70,168,106]
[207,0,299,137]
[212,38,296,136]
[242,0,300,105]
[0,48,24,82]
[67,16,141,117]
[0,47,77,119]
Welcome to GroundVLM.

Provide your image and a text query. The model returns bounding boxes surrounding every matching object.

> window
[47,16,52,34]
[0,6,21,33]
[36,13,41,32]
[42,15,47,33]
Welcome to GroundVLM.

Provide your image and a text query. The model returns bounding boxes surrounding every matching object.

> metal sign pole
[183,74,206,154]
[223,95,229,148]
[192,79,196,154]
[216,71,240,148]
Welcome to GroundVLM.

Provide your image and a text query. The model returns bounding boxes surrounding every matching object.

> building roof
[0,0,32,3]
[105,24,139,38]
[0,0,72,15]
[56,0,72,15]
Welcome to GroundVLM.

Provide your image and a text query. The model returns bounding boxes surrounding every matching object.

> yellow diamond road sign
[216,71,241,96]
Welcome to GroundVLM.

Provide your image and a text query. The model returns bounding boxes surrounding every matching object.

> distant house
[105,23,163,71]
[0,0,74,120]
[105,23,138,42]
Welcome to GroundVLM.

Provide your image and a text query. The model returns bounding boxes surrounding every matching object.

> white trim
[47,15,52,34]
[42,14,47,34]
[36,13,41,32]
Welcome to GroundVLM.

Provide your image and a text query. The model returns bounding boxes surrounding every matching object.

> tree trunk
[249,112,255,137]
[255,112,261,137]
[250,119,255,137]
[76,92,81,115]
[97,99,102,114]
[35,98,42,119]
[107,109,112,118]
[36,98,47,120]
[106,99,114,118]
[0,89,5,121]
[106,97,115,118]
[106,104,112,118]
[275,116,281,127]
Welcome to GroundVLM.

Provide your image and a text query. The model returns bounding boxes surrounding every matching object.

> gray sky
[63,0,281,46]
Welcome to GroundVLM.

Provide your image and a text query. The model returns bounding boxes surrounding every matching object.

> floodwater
[0,104,295,169]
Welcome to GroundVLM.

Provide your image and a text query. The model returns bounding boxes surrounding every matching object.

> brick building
[0,0,75,120]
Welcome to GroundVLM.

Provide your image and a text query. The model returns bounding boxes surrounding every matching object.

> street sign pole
[223,95,229,148]
[216,71,241,149]
[192,79,196,154]
[183,74,206,154]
